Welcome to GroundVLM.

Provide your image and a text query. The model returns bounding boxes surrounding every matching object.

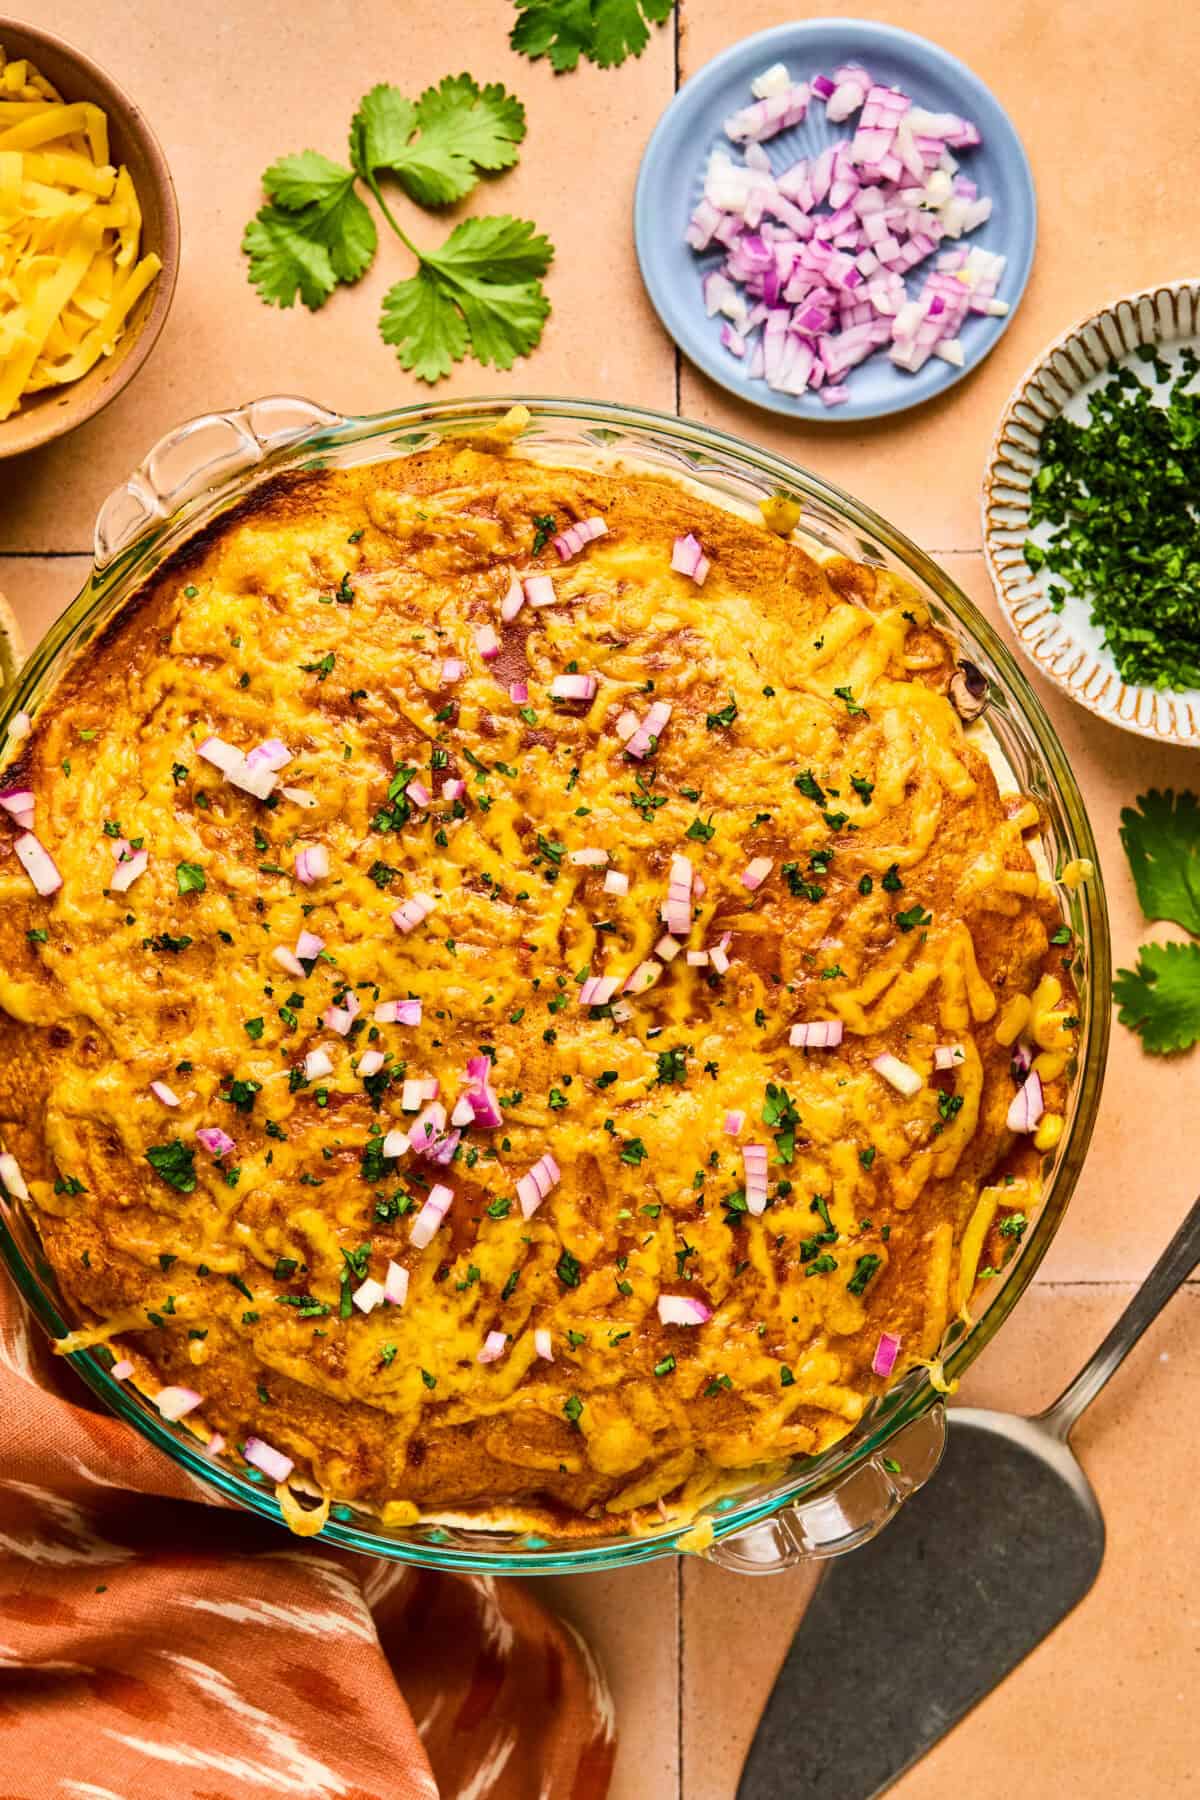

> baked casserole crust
[0,437,1077,1534]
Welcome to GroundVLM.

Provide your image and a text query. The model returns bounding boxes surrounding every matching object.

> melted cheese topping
[0,440,1075,1534]
[0,45,161,420]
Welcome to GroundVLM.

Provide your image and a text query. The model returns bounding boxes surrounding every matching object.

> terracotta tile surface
[3,4,1200,1796]
[679,0,1200,551]
[0,1,675,552]
[683,1284,1200,1800]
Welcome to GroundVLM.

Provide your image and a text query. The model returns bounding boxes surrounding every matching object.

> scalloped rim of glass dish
[982,278,1200,747]
[0,396,1110,1574]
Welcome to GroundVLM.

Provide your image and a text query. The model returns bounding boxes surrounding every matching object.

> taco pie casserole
[0,428,1077,1537]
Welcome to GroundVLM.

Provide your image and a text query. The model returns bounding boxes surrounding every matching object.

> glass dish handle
[702,1403,946,1574]
[93,396,346,571]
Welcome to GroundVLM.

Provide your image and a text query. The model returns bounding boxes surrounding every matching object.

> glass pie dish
[0,396,1109,1575]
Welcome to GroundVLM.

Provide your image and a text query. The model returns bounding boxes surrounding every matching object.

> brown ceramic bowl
[0,19,179,458]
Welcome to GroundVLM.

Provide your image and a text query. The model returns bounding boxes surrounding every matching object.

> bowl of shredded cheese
[0,22,178,457]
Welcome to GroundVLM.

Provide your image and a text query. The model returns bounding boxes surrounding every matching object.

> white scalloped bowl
[982,280,1200,747]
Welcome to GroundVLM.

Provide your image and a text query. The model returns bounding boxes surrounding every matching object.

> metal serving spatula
[739,1197,1200,1800]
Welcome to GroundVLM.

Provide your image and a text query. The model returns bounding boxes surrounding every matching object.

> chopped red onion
[625,700,673,761]
[384,1260,409,1307]
[658,1293,712,1326]
[523,574,557,608]
[406,779,431,809]
[569,847,609,866]
[245,738,293,773]
[476,1329,508,1364]
[295,929,325,963]
[110,847,148,893]
[410,1181,454,1249]
[665,851,694,937]
[243,1436,294,1483]
[872,1052,923,1097]
[441,656,465,683]
[441,777,465,802]
[789,1019,845,1049]
[724,1109,745,1136]
[742,1143,769,1215]
[407,1100,446,1152]
[304,1047,334,1081]
[509,680,529,705]
[933,1043,965,1070]
[208,1432,226,1455]
[578,974,620,1006]
[655,935,683,963]
[475,623,500,660]
[196,1126,235,1158]
[501,574,525,622]
[227,756,278,801]
[615,709,639,742]
[392,893,435,934]
[272,945,307,979]
[741,856,773,892]
[352,1276,385,1314]
[0,788,34,830]
[550,672,598,702]
[8,711,29,742]
[402,1077,439,1111]
[156,1385,203,1421]
[671,533,711,586]
[294,844,329,885]
[450,1094,476,1128]
[197,735,242,776]
[464,1055,503,1128]
[687,950,708,966]
[150,1080,180,1107]
[516,1151,561,1220]
[382,1128,409,1158]
[623,959,662,995]
[0,1151,29,1201]
[709,932,732,976]
[323,990,360,1036]
[111,1359,134,1381]
[873,1331,901,1378]
[552,516,608,561]
[1010,1040,1034,1081]
[375,997,422,1026]
[14,831,61,896]
[604,868,629,896]
[534,1327,554,1361]
[1007,1069,1044,1134]
[358,1049,385,1078]
[280,786,317,808]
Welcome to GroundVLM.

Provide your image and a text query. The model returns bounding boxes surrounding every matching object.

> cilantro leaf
[380,215,553,383]
[146,1139,197,1194]
[242,207,338,310]
[1113,941,1200,1053]
[510,0,674,72]
[352,76,526,208]
[243,151,377,309]
[1119,789,1200,936]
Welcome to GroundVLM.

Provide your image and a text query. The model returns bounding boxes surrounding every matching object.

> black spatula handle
[1039,1195,1200,1441]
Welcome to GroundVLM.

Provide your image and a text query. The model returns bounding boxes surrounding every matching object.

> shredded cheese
[0,44,160,421]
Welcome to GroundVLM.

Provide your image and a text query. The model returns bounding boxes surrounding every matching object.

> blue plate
[634,19,1037,422]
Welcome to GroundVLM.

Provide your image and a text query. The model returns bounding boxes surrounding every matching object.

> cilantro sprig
[510,0,675,72]
[1119,790,1200,935]
[243,74,554,383]
[1114,787,1200,1054]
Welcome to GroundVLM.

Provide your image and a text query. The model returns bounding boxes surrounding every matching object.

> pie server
[739,1196,1200,1800]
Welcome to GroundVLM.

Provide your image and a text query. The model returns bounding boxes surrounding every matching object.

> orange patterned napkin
[0,1283,615,1799]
